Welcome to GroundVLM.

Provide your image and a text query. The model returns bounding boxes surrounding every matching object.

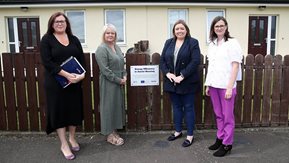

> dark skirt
[44,74,83,134]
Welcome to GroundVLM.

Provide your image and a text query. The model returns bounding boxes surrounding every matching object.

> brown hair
[46,12,73,36]
[172,19,191,38]
[209,16,232,42]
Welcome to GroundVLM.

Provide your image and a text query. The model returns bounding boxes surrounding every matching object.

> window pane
[9,44,16,53]
[31,22,37,46]
[207,11,224,27]
[206,10,224,42]
[168,9,188,38]
[22,22,28,46]
[8,18,15,42]
[259,20,264,43]
[270,40,275,55]
[67,11,85,43]
[271,16,276,39]
[105,10,125,43]
[250,20,256,42]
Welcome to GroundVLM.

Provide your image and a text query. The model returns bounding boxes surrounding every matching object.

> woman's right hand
[205,87,210,96]
[166,73,176,82]
[120,76,127,85]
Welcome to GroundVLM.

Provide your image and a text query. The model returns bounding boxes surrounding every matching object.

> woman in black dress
[40,12,85,160]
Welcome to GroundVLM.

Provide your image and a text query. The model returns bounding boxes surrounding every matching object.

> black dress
[40,34,85,134]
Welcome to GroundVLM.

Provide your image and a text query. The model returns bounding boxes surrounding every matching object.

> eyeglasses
[54,20,66,24]
[214,25,226,29]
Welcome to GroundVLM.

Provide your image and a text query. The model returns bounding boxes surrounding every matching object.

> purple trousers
[209,87,236,145]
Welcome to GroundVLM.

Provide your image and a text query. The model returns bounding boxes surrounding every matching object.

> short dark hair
[172,19,191,38]
[209,16,232,42]
[46,12,73,36]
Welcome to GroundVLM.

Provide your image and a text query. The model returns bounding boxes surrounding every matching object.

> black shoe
[182,137,194,147]
[167,132,182,141]
[208,138,223,150]
[213,144,232,157]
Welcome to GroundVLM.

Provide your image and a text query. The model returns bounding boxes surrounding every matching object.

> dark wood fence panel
[162,91,173,130]
[35,53,46,131]
[2,53,17,130]
[151,53,161,130]
[0,55,6,130]
[82,53,94,132]
[1,52,289,132]
[203,56,215,129]
[126,53,149,130]
[195,55,204,128]
[243,54,254,127]
[271,55,282,126]
[262,55,273,126]
[25,52,39,131]
[280,55,289,126]
[14,53,28,131]
[235,81,243,127]
[252,54,264,126]
[91,54,100,131]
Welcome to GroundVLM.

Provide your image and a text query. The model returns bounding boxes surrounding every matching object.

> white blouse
[204,38,242,89]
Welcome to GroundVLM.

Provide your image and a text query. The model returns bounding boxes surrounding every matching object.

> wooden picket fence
[0,52,288,132]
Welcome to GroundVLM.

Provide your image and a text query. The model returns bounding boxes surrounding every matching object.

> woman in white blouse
[205,16,242,157]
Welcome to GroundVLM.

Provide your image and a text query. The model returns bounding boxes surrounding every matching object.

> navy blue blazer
[160,36,201,94]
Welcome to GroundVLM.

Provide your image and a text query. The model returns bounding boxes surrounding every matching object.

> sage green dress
[95,43,126,135]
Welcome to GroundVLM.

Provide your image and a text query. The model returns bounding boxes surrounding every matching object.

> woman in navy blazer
[160,20,201,147]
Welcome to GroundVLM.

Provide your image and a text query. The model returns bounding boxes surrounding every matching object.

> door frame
[248,15,277,56]
[248,16,268,56]
[17,17,40,53]
[6,17,40,53]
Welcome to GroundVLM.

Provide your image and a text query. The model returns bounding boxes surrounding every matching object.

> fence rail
[0,52,288,132]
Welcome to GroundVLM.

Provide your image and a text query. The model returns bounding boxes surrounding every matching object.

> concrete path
[0,128,289,163]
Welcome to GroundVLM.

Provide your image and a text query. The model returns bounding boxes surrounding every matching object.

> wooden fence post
[35,52,47,131]
[126,53,150,130]
[243,54,254,127]
[262,55,273,126]
[82,53,94,132]
[2,53,17,130]
[151,53,162,130]
[279,55,289,126]
[14,53,28,131]
[92,53,101,131]
[0,54,7,130]
[271,55,282,126]
[252,54,264,126]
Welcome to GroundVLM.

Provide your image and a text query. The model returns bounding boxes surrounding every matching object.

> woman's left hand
[69,73,85,83]
[173,75,184,83]
[225,88,233,99]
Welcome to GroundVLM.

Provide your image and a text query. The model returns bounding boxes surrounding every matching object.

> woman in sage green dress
[95,24,126,146]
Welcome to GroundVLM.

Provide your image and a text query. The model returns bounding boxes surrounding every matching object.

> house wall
[0,5,289,56]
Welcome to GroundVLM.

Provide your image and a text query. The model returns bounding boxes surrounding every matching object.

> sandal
[107,134,124,146]
[112,132,121,139]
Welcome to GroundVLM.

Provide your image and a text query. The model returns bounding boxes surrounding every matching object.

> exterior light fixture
[258,6,266,11]
[20,6,29,12]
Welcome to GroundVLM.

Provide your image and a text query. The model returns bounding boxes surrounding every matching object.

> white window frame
[6,17,20,53]
[267,15,277,55]
[65,10,86,45]
[104,9,126,45]
[206,9,225,43]
[168,9,188,38]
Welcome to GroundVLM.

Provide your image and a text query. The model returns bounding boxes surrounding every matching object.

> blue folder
[55,56,86,88]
